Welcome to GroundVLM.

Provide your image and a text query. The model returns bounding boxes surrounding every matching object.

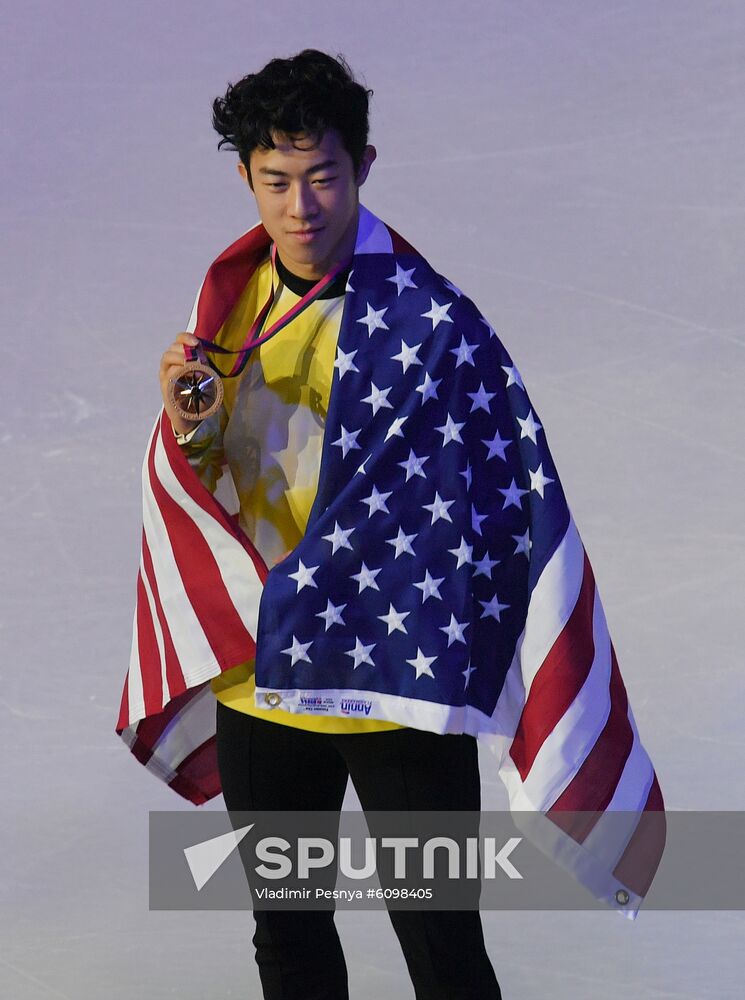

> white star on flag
[472,551,501,579]
[321,521,355,554]
[480,317,498,338]
[362,382,394,415]
[334,347,360,380]
[423,491,455,525]
[406,647,437,679]
[387,263,418,295]
[398,448,429,481]
[384,415,408,441]
[378,603,410,635]
[517,409,543,445]
[416,371,441,403]
[447,537,473,569]
[482,429,512,461]
[332,425,362,458]
[467,382,496,413]
[281,635,313,665]
[440,613,470,647]
[357,302,389,336]
[345,637,376,669]
[529,463,555,499]
[512,528,531,558]
[460,460,473,490]
[502,363,524,389]
[421,298,454,330]
[386,526,418,558]
[462,661,477,688]
[288,560,319,592]
[345,269,355,293]
[391,340,423,373]
[316,600,347,631]
[355,455,370,476]
[413,569,445,603]
[450,335,478,368]
[435,413,465,446]
[498,478,530,510]
[443,278,463,297]
[351,562,382,593]
[480,594,510,622]
[471,503,488,536]
[361,485,392,517]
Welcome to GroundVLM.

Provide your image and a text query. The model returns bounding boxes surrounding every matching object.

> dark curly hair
[212,49,373,187]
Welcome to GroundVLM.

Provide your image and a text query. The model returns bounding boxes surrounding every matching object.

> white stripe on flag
[487,647,526,763]
[145,683,216,780]
[153,427,264,642]
[252,685,497,735]
[140,555,170,709]
[487,516,584,768]
[522,586,613,809]
[126,601,144,724]
[355,205,394,255]
[507,808,644,921]
[579,716,655,870]
[519,517,585,698]
[499,584,612,812]
[141,427,217,679]
[604,704,655,812]
[185,281,204,335]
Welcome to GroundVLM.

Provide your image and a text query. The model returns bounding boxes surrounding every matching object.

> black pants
[216,701,502,1000]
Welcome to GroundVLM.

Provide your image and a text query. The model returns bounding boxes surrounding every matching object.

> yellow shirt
[181,252,403,734]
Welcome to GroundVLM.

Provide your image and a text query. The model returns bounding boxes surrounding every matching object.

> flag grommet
[265,693,282,708]
[615,889,630,906]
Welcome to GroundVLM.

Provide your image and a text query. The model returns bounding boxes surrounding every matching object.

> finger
[160,344,195,368]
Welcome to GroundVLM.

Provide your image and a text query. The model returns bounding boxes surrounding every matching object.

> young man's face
[238,129,376,280]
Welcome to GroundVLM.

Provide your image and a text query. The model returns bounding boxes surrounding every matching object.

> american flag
[116,205,665,916]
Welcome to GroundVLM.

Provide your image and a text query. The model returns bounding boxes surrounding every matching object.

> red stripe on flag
[135,568,164,716]
[116,670,130,732]
[168,735,221,805]
[118,683,209,761]
[147,432,256,668]
[141,531,185,707]
[510,550,597,780]
[612,774,666,897]
[386,224,422,257]
[160,413,269,583]
[546,643,633,840]
[193,225,271,344]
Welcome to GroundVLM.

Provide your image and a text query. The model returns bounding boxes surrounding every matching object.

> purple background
[2,2,743,997]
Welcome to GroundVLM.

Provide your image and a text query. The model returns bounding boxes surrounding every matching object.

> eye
[312,177,336,186]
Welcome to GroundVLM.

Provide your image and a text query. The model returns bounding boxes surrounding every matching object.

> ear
[237,160,253,191]
[356,145,377,186]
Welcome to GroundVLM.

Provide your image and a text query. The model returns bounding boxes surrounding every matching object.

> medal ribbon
[185,243,351,378]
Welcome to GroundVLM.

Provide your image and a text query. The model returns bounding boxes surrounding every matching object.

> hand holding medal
[159,244,352,435]
[159,333,222,434]
[166,340,224,424]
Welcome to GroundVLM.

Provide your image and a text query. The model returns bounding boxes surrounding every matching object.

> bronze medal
[167,246,350,423]
[167,360,224,421]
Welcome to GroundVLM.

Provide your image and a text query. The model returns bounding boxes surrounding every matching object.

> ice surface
[2,1,743,996]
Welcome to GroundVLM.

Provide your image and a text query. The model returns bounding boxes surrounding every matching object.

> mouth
[289,227,324,242]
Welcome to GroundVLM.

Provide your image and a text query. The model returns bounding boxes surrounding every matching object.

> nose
[288,180,319,220]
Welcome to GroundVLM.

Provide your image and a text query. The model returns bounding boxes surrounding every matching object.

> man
[118,47,664,1000]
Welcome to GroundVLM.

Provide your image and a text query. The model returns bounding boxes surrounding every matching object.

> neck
[274,250,351,300]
